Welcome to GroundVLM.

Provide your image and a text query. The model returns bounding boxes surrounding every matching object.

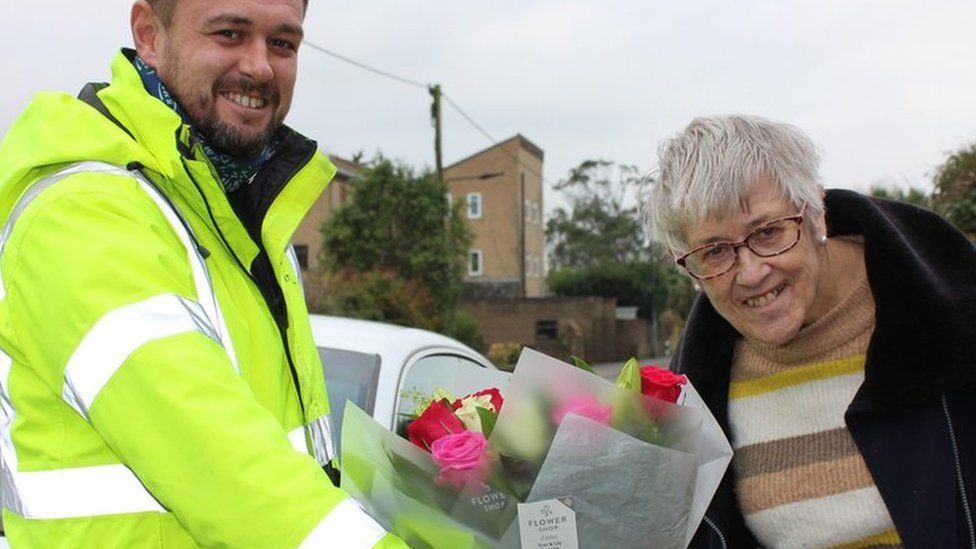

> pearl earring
[820,234,828,245]
[693,283,702,292]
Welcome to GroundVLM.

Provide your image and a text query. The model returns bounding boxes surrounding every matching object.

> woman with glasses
[645,115,976,548]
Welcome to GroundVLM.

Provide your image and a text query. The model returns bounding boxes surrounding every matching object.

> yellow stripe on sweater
[830,527,902,548]
[730,355,865,400]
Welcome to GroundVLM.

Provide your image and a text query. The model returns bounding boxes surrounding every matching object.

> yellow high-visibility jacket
[0,49,403,548]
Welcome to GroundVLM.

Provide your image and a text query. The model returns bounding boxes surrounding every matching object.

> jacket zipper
[180,158,309,422]
[942,395,976,548]
[702,515,728,549]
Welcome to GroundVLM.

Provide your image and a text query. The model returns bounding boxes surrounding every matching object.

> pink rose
[430,431,489,471]
[639,365,687,403]
[431,431,492,489]
[551,395,612,426]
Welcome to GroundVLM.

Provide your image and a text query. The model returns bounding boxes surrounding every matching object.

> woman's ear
[813,186,828,243]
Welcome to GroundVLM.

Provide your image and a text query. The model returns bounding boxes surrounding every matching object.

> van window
[318,347,381,451]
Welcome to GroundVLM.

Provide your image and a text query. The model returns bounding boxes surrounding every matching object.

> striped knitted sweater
[728,274,903,549]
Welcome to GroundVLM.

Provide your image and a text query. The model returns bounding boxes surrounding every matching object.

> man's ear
[131,0,164,68]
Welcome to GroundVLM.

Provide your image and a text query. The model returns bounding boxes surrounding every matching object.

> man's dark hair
[147,0,309,27]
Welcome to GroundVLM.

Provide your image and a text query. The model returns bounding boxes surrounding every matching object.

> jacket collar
[98,49,335,254]
[675,189,976,415]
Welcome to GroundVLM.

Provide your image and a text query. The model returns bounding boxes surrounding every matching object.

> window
[317,347,381,454]
[525,254,534,277]
[524,199,541,225]
[536,320,558,339]
[468,250,483,276]
[467,193,482,219]
[294,244,309,270]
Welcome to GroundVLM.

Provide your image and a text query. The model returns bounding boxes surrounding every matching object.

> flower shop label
[517,499,578,549]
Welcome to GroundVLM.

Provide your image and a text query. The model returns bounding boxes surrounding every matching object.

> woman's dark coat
[673,190,976,548]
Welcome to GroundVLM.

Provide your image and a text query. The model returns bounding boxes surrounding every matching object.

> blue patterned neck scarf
[132,55,277,193]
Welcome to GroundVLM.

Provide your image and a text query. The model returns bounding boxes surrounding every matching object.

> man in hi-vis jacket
[0,0,405,546]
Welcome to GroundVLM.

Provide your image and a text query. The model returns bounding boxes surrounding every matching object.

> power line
[441,93,498,144]
[304,42,554,186]
[304,41,427,90]
[442,93,550,185]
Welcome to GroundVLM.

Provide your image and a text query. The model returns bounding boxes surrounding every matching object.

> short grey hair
[644,115,824,253]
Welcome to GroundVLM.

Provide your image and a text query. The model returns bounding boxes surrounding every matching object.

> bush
[487,342,523,371]
[307,268,441,330]
[440,311,485,353]
[547,261,659,319]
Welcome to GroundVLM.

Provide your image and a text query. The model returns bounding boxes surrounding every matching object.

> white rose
[453,394,495,433]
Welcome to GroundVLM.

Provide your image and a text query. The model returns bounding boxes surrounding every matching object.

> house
[443,134,547,298]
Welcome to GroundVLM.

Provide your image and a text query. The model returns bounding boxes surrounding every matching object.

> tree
[547,261,663,320]
[932,143,976,238]
[313,156,481,347]
[545,160,695,352]
[546,160,648,269]
[868,185,931,210]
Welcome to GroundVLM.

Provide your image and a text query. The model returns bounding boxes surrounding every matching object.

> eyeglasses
[674,204,807,280]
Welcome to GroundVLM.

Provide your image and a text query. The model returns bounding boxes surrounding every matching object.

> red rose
[407,399,466,450]
[452,388,504,414]
[639,365,687,403]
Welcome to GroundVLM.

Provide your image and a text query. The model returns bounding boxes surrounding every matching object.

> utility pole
[429,84,443,180]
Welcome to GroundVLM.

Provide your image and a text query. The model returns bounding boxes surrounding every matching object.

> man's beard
[193,98,281,158]
[162,63,284,158]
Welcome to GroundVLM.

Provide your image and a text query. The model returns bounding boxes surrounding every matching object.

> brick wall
[461,297,651,363]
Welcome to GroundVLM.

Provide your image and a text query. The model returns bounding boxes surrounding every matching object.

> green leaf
[477,407,497,438]
[571,356,595,373]
[615,357,641,392]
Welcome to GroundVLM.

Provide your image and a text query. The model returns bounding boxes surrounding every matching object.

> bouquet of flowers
[340,348,732,548]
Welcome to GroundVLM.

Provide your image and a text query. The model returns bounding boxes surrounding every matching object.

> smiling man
[0,0,404,547]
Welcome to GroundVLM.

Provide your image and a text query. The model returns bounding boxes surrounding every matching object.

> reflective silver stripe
[0,162,101,302]
[0,347,15,513]
[284,244,333,465]
[0,163,248,518]
[115,163,241,375]
[288,415,336,466]
[9,162,241,374]
[285,244,306,296]
[0,349,13,423]
[61,294,220,417]
[307,414,337,466]
[1,348,163,519]
[0,452,164,519]
[299,497,387,548]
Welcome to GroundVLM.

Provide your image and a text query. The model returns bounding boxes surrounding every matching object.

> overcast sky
[4,1,976,208]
